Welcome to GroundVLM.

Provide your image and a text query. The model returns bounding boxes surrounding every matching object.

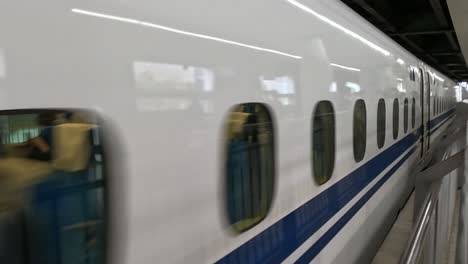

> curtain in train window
[403,98,409,133]
[393,98,399,140]
[412,98,416,129]
[312,101,335,185]
[225,103,275,233]
[0,109,106,264]
[353,99,366,162]
[377,99,386,149]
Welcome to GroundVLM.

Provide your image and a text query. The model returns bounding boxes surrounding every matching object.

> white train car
[0,0,458,263]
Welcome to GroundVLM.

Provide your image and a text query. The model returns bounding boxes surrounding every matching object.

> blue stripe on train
[216,108,455,264]
[296,147,416,263]
[429,109,455,136]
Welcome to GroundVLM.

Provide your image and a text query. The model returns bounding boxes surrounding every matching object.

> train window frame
[403,98,409,133]
[312,100,335,185]
[353,99,367,163]
[392,98,399,140]
[377,99,386,149]
[224,103,276,233]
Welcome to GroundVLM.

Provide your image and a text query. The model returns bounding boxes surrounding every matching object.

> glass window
[393,98,399,139]
[403,98,409,133]
[312,101,335,185]
[0,109,106,263]
[353,99,367,162]
[377,99,386,149]
[225,103,275,233]
[412,98,416,129]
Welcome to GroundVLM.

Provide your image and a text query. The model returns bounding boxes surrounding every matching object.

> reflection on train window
[403,98,409,133]
[377,99,386,149]
[225,103,275,233]
[0,110,106,263]
[393,99,399,140]
[412,98,416,129]
[312,101,335,185]
[353,99,366,162]
[408,68,414,81]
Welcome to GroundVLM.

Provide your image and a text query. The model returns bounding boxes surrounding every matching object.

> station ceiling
[341,0,468,82]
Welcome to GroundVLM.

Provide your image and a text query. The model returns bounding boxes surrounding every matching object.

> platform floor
[371,194,414,264]
[371,191,459,264]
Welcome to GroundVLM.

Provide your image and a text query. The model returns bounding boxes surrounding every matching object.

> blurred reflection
[133,62,215,112]
[134,62,214,92]
[225,103,274,233]
[397,78,406,93]
[345,81,361,93]
[260,76,296,106]
[329,82,337,93]
[0,110,105,264]
[331,65,361,110]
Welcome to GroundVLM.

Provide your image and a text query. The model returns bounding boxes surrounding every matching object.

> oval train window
[393,98,399,140]
[403,98,408,133]
[412,98,416,129]
[377,99,386,149]
[353,99,367,162]
[224,103,275,232]
[0,109,106,263]
[312,101,335,185]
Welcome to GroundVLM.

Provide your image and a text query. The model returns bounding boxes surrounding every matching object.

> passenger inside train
[0,110,106,264]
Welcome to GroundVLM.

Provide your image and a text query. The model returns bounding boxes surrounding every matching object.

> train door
[419,68,429,157]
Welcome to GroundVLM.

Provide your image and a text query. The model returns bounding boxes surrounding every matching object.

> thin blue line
[429,108,455,130]
[295,147,416,263]
[429,111,454,136]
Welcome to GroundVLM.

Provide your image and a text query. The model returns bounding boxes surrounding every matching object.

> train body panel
[0,0,458,263]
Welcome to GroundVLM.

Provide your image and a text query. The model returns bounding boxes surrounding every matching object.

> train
[0,0,460,263]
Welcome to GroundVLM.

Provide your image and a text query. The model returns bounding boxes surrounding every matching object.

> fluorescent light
[71,8,302,59]
[330,63,360,71]
[396,58,405,65]
[285,0,391,56]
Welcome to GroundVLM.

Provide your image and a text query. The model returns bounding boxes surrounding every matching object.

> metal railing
[400,183,441,264]
[400,103,468,264]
